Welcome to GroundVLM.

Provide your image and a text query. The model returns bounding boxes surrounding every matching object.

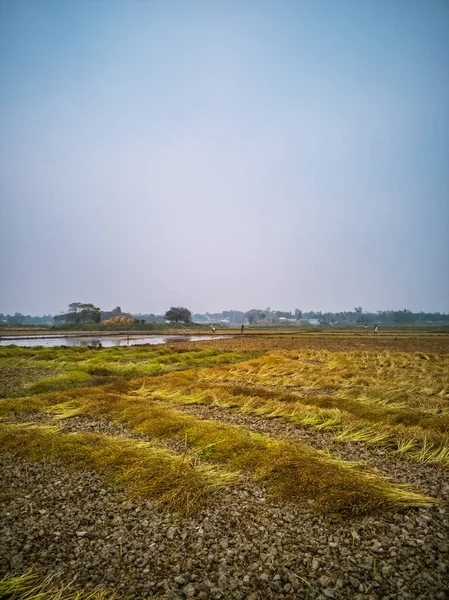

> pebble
[1,410,448,600]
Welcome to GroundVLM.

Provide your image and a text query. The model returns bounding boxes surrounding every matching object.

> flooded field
[0,334,229,348]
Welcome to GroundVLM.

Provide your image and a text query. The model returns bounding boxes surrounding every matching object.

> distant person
[374,325,378,335]
[364,324,368,334]
[241,324,245,333]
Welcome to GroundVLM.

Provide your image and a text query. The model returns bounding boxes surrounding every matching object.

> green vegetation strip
[0,346,261,397]
[0,423,237,513]
[0,569,116,600]
[7,389,438,515]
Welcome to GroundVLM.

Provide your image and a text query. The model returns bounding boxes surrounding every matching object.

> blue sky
[1,0,448,315]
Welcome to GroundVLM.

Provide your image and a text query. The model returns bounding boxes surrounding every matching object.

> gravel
[0,366,56,398]
[173,403,449,501]
[1,409,448,599]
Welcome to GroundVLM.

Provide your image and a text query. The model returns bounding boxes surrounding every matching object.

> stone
[182,583,196,598]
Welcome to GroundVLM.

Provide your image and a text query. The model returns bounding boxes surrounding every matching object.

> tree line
[1,305,448,327]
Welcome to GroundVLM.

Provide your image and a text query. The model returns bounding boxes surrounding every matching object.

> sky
[1,0,448,316]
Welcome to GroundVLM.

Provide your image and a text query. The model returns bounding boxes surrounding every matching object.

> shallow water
[0,334,230,348]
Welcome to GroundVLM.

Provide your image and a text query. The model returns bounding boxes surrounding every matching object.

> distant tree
[7,312,25,325]
[245,309,266,324]
[354,307,363,324]
[294,309,302,320]
[246,311,256,325]
[393,309,414,324]
[164,307,192,324]
[322,312,336,324]
[67,302,100,324]
[79,303,101,323]
[68,302,83,324]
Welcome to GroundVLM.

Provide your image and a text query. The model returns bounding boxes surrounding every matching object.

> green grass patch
[0,346,261,396]
[24,372,93,394]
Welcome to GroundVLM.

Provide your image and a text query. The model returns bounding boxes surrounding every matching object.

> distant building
[308,319,320,325]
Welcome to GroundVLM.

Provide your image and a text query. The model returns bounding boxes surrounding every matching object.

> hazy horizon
[1,303,449,320]
[1,0,448,316]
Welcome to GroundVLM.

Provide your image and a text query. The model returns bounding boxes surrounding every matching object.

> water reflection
[0,334,229,348]
[85,340,103,349]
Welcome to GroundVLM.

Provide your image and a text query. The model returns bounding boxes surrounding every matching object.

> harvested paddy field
[1,333,448,599]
